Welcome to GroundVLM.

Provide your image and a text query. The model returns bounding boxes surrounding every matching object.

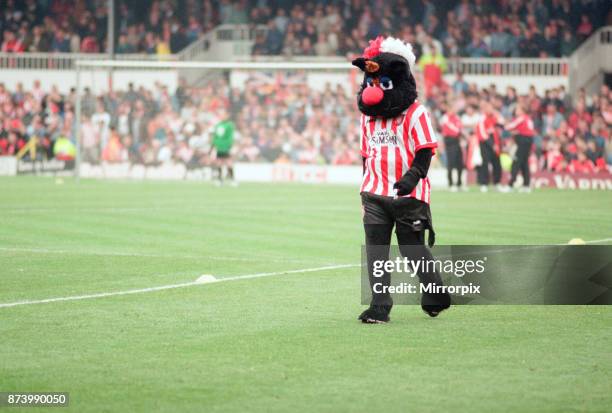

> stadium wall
[2,158,610,190]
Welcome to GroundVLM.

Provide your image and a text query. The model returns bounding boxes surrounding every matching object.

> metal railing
[177,24,266,61]
[0,25,262,69]
[177,32,214,61]
[0,51,570,77]
[447,57,568,76]
[215,24,265,42]
[0,52,176,70]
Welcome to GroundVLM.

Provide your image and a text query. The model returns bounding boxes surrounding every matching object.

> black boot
[421,292,451,318]
[358,304,392,324]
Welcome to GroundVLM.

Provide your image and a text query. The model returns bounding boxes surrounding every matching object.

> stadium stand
[241,0,610,58]
[0,0,218,54]
[1,1,610,58]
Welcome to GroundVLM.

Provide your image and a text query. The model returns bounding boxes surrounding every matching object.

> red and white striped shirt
[440,113,462,138]
[476,113,503,142]
[360,102,438,203]
[505,114,536,137]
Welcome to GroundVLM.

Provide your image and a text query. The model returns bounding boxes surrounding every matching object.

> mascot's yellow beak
[365,60,379,74]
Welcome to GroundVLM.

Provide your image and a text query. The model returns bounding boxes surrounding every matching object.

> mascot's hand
[393,170,419,196]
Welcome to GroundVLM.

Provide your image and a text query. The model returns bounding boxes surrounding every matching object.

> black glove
[393,170,419,196]
[393,148,433,196]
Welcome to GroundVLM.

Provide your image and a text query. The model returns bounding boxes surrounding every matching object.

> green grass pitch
[1,176,611,412]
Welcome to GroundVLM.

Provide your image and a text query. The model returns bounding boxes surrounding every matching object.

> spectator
[0,131,21,155]
[542,24,561,57]
[170,23,189,53]
[314,33,332,56]
[91,101,111,148]
[489,25,513,57]
[186,17,202,43]
[466,32,489,57]
[81,115,99,164]
[542,104,564,136]
[576,15,593,40]
[116,35,136,54]
[51,29,70,52]
[452,72,469,95]
[80,34,100,53]
[102,127,125,163]
[568,101,592,130]
[251,32,268,56]
[156,35,171,55]
[26,26,50,52]
[418,43,448,97]
[518,29,541,57]
[274,8,289,34]
[264,20,283,55]
[569,152,596,173]
[1,30,24,52]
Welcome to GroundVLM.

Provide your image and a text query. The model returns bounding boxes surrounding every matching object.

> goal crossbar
[76,60,353,70]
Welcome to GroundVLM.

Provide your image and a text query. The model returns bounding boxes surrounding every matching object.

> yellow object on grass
[500,153,512,171]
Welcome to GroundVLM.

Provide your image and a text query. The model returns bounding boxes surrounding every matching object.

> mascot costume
[352,36,451,323]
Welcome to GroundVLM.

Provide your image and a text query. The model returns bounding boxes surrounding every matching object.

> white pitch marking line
[2,237,610,309]
[584,237,612,244]
[0,264,358,309]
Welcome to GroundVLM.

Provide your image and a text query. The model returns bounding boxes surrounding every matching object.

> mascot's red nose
[362,86,384,106]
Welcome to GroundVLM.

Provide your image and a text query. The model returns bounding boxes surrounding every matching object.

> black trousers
[361,192,443,308]
[444,136,463,187]
[477,138,501,185]
[509,135,532,187]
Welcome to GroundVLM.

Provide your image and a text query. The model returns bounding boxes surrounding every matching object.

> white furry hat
[363,36,416,70]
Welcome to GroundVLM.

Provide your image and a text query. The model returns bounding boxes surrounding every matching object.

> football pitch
[1,176,611,412]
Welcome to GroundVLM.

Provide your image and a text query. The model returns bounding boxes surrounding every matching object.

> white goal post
[73,59,356,180]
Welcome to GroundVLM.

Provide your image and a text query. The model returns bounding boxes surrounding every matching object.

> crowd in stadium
[1,0,609,58]
[0,0,214,54]
[250,0,609,58]
[435,77,611,175]
[0,76,610,176]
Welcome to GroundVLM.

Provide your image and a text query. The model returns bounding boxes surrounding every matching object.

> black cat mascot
[352,36,451,323]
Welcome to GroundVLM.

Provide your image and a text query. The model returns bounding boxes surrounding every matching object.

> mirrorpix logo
[371,256,486,295]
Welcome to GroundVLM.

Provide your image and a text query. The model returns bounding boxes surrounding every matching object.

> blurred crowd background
[0,76,610,173]
[1,0,610,58]
[0,0,610,176]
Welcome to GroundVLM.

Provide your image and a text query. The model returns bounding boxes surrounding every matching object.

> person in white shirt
[460,104,480,135]
[91,101,111,149]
